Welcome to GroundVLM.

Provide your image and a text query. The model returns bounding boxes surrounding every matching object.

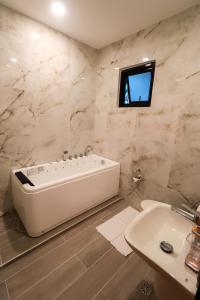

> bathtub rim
[11,157,120,193]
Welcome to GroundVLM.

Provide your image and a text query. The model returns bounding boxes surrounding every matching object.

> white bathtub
[11,155,120,237]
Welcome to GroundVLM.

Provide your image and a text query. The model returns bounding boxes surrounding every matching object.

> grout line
[53,267,87,300]
[62,197,123,241]
[1,196,122,267]
[14,255,83,300]
[1,216,103,282]
[91,254,134,300]
[5,281,11,300]
[10,228,104,299]
[14,237,101,300]
[75,255,88,271]
[0,237,66,283]
[63,217,102,242]
[54,247,114,300]
[0,231,26,249]
[1,199,125,294]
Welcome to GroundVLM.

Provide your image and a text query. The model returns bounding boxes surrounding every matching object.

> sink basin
[124,203,197,295]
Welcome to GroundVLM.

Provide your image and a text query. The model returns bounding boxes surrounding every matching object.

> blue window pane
[128,72,151,102]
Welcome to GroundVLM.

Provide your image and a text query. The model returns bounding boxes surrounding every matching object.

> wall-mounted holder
[132,168,143,183]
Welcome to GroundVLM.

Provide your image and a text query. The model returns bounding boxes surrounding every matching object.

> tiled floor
[0,196,121,265]
[0,200,192,300]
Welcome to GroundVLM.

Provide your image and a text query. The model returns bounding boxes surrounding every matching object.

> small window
[118,61,155,107]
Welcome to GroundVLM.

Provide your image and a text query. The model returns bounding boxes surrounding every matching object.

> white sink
[124,202,197,295]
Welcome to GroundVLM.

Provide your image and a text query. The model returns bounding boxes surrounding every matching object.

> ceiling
[0,0,199,49]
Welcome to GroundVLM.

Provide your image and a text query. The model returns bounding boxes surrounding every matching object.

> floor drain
[136,279,153,297]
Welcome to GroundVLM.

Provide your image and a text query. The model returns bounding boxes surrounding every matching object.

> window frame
[118,60,156,107]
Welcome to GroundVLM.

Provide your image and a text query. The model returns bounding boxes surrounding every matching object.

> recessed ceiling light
[51,1,66,17]
[10,57,17,63]
[142,57,150,62]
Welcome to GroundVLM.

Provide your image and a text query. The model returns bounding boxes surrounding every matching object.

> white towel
[96,206,139,256]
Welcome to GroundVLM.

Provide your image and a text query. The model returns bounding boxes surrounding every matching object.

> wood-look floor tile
[93,291,109,300]
[57,248,127,300]
[78,236,112,268]
[0,230,24,249]
[101,200,128,221]
[0,235,64,283]
[101,253,156,300]
[17,256,86,300]
[62,199,126,242]
[0,197,123,266]
[0,222,76,265]
[7,223,100,299]
[0,282,10,300]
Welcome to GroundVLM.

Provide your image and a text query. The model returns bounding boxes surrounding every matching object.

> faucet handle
[84,145,93,156]
[182,203,200,225]
[63,150,69,161]
[181,203,196,214]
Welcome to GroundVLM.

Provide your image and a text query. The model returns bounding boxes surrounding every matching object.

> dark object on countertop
[195,272,200,300]
[15,171,34,186]
[160,241,174,254]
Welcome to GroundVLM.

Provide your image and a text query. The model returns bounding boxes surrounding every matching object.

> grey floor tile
[0,235,64,283]
[63,214,103,242]
[62,199,126,242]
[93,292,109,300]
[17,256,86,300]
[0,196,123,266]
[0,281,10,300]
[78,236,112,268]
[0,230,24,249]
[101,200,129,221]
[57,248,127,300]
[7,222,101,299]
[101,253,154,300]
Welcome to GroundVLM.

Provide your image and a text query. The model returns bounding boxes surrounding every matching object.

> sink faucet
[171,203,200,225]
[84,145,93,156]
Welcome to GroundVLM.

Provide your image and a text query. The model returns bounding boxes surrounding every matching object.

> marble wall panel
[0,5,97,213]
[94,5,200,206]
[1,3,200,213]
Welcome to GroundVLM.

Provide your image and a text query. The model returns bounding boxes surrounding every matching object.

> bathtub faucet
[63,150,69,161]
[84,145,93,156]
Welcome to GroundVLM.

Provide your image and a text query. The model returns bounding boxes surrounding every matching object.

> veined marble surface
[0,5,97,212]
[1,3,200,213]
[94,5,200,205]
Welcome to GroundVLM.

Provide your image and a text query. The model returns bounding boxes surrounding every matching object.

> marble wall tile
[169,96,200,207]
[0,5,97,212]
[1,3,200,213]
[94,5,200,206]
